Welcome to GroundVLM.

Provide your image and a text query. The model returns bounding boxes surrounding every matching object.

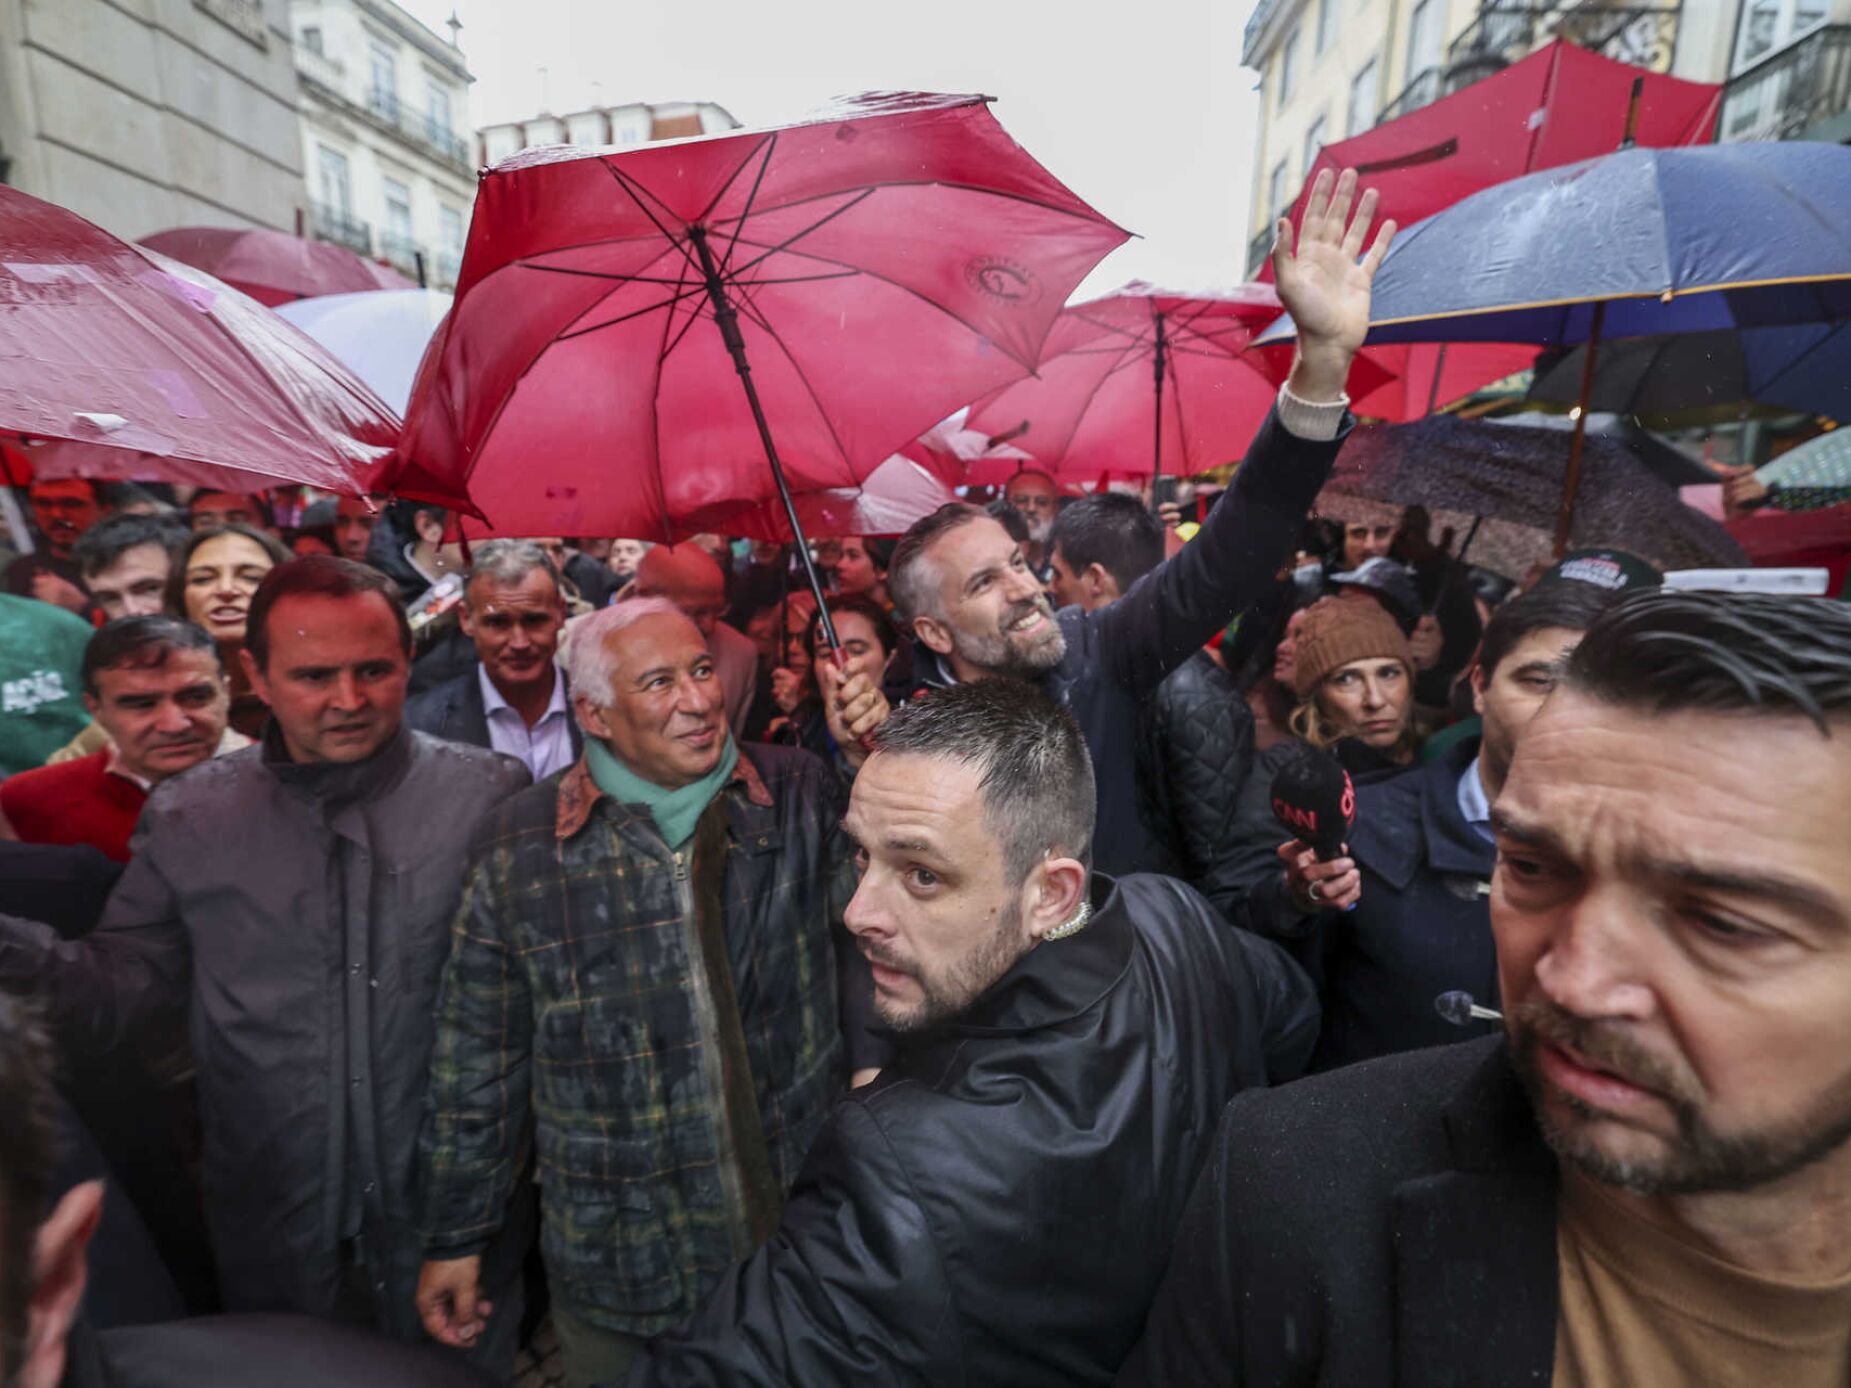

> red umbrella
[967,282,1394,482]
[140,226,415,306]
[0,186,399,495]
[394,91,1128,646]
[1256,42,1723,420]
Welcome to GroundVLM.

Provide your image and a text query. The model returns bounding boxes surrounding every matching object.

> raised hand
[1273,168,1396,401]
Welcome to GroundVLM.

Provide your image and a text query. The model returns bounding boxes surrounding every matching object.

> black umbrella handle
[687,224,841,656]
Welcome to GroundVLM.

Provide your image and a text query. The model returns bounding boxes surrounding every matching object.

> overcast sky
[398,0,1264,297]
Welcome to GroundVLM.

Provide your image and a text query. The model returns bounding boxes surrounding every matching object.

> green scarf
[584,734,739,851]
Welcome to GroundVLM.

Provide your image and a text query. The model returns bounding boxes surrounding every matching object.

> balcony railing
[1445,0,1681,93]
[1378,67,1444,124]
[378,232,424,279]
[310,203,372,256]
[1720,24,1851,142]
[293,43,346,95]
[364,88,473,172]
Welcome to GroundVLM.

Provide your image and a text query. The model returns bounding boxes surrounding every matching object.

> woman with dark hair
[766,594,897,770]
[167,524,291,738]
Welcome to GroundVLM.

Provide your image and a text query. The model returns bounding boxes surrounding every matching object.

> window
[383,178,413,243]
[440,206,465,253]
[1304,114,1328,176]
[300,25,322,53]
[316,146,351,215]
[368,39,397,110]
[1315,0,1335,53]
[1348,57,1380,134]
[1268,160,1290,222]
[1733,0,1826,71]
[1279,28,1301,105]
[426,82,453,140]
[1406,0,1443,78]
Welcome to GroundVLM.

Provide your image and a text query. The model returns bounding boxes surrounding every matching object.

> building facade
[1238,0,1847,273]
[288,0,475,288]
[478,99,739,166]
[0,0,306,238]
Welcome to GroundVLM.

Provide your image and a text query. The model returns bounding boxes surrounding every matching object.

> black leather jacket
[624,872,1319,1387]
[1135,650,1256,921]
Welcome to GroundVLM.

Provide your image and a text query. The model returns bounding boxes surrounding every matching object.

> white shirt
[478,663,576,782]
[1457,754,1495,843]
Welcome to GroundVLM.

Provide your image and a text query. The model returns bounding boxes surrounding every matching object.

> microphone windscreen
[1269,745,1356,861]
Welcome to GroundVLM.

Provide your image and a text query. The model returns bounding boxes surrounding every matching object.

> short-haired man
[1123,590,1851,1385]
[1048,492,1255,920]
[624,680,1316,1386]
[6,478,104,614]
[406,539,581,781]
[70,512,190,622]
[1231,581,1623,1071]
[886,170,1392,880]
[331,495,378,565]
[633,543,757,739]
[1002,467,1060,574]
[0,618,240,862]
[0,557,532,1373]
[186,491,264,532]
[416,598,878,1387]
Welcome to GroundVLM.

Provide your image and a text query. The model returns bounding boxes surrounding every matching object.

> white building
[288,0,475,288]
[479,99,739,166]
[0,0,307,238]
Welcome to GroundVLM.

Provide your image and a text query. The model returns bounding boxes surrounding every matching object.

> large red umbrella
[140,226,415,306]
[966,282,1395,482]
[394,91,1128,645]
[0,186,399,495]
[1257,42,1723,420]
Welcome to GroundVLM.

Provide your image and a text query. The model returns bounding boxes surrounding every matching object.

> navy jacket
[1236,737,1500,1071]
[915,409,1348,878]
[405,667,584,764]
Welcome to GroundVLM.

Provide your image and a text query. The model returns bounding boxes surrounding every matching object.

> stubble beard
[951,598,1067,680]
[871,901,1027,1034]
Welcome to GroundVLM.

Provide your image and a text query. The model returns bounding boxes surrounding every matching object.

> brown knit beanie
[1291,598,1414,698]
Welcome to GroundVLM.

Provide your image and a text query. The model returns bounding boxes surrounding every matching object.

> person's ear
[82,693,99,720]
[19,1180,104,1388]
[238,647,269,706]
[574,693,612,741]
[1469,659,1489,719]
[1084,563,1119,605]
[910,613,954,658]
[1024,854,1088,945]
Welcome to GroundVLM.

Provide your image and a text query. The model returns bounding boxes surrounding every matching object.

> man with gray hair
[625,678,1318,1387]
[415,597,882,1388]
[405,538,580,780]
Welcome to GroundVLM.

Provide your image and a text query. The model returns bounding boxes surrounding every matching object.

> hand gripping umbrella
[394,91,1129,650]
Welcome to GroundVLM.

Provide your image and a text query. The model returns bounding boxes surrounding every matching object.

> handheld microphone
[1270,745,1357,862]
[1434,990,1503,1026]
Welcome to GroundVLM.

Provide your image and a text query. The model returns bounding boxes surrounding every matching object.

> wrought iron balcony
[309,203,372,256]
[1378,67,1444,125]
[364,89,473,173]
[378,232,424,279]
[1720,24,1851,143]
[1444,0,1682,94]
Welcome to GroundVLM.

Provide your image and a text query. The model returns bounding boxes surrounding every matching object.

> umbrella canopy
[140,226,415,305]
[697,453,957,542]
[964,282,1287,482]
[1529,322,1851,421]
[896,409,1035,487]
[1320,415,1747,578]
[394,91,1129,538]
[0,187,399,496]
[1324,142,1851,347]
[276,289,452,414]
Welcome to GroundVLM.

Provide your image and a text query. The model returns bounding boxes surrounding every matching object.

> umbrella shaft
[686,224,841,654]
[1151,312,1168,492]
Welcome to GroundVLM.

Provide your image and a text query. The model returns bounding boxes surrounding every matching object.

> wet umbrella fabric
[140,226,415,305]
[393,91,1129,540]
[0,186,399,495]
[276,289,452,415]
[1319,415,1746,578]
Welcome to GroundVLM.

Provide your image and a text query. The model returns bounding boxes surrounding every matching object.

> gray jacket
[0,726,530,1339]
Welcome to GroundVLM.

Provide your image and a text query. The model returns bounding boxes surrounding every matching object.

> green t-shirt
[0,594,92,778]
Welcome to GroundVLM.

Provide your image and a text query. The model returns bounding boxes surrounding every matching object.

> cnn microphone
[1434,991,1503,1026]
[1270,745,1357,862]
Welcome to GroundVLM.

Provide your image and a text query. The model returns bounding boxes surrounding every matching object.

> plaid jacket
[418,742,856,1335]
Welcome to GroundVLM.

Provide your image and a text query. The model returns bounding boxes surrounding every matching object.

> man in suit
[405,539,580,781]
[1120,589,1851,1386]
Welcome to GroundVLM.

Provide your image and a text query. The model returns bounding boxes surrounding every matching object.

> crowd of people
[3,172,1850,1388]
